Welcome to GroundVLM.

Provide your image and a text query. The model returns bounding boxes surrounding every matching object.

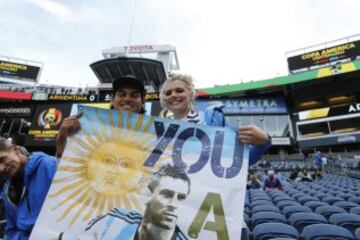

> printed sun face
[87,141,144,196]
[47,110,171,227]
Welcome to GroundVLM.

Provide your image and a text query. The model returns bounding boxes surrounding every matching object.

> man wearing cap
[55,75,146,158]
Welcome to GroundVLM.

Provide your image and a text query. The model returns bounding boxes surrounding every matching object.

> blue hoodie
[203,107,271,166]
[1,152,57,240]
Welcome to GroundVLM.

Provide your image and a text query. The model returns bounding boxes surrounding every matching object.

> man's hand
[55,111,83,158]
[238,125,270,146]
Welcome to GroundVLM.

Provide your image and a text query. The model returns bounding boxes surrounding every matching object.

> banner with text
[31,106,249,240]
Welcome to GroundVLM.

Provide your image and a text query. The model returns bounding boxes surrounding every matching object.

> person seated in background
[263,170,283,191]
[289,170,298,181]
[295,171,313,182]
[247,172,261,189]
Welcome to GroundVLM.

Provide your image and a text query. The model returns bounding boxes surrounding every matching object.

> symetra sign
[349,103,360,113]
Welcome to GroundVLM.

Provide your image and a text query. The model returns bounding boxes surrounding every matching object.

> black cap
[112,75,145,93]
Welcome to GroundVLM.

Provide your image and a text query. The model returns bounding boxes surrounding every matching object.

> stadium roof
[198,59,360,96]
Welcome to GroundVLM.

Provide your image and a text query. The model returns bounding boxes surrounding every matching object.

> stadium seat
[297,196,319,204]
[252,223,299,240]
[251,196,272,201]
[244,207,251,216]
[282,205,312,219]
[241,226,250,240]
[273,196,295,203]
[304,201,329,211]
[291,192,307,199]
[252,205,280,215]
[269,238,297,240]
[329,213,360,236]
[337,193,356,201]
[276,200,301,210]
[350,206,360,215]
[251,200,274,208]
[289,212,327,232]
[314,193,329,199]
[251,212,286,227]
[333,201,359,212]
[355,228,360,240]
[348,197,360,205]
[302,224,354,240]
[322,196,344,204]
[243,213,250,227]
[315,205,347,219]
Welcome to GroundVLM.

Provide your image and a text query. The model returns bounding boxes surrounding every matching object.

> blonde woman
[160,74,271,165]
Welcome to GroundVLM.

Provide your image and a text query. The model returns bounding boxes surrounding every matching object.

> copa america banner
[31,106,249,240]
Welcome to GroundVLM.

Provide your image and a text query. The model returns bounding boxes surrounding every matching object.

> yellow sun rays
[49,110,171,227]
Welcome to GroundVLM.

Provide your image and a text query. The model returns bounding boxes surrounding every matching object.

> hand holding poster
[31,106,249,240]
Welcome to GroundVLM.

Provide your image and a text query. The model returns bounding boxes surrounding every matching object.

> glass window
[329,116,360,134]
[276,115,290,137]
[262,116,276,136]
[252,115,265,130]
[298,122,330,138]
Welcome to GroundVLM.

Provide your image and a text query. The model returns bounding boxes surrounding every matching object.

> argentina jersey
[61,208,188,240]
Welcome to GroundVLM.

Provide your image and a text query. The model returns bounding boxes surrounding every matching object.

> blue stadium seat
[289,212,327,232]
[251,212,286,227]
[314,193,329,199]
[243,213,250,227]
[348,197,360,205]
[282,205,312,219]
[273,196,295,203]
[314,205,347,219]
[355,228,360,240]
[252,223,299,240]
[322,196,344,204]
[333,201,359,212]
[276,200,301,210]
[244,207,251,216]
[350,206,360,215]
[241,226,250,240]
[291,192,307,199]
[251,200,274,208]
[304,201,329,211]
[252,205,280,215]
[302,224,354,240]
[329,213,360,236]
[251,196,272,201]
[298,196,319,204]
[337,193,356,201]
[269,238,297,240]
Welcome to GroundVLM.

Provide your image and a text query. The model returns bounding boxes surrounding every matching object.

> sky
[0,0,360,89]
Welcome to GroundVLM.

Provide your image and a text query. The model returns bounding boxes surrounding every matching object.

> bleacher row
[243,174,360,239]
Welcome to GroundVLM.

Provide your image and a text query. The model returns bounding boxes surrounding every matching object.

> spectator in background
[0,137,57,240]
[314,151,322,178]
[247,172,261,189]
[295,171,313,182]
[263,170,283,191]
[314,151,323,172]
[289,170,298,181]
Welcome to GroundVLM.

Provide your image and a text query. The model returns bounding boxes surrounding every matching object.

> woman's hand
[238,125,270,146]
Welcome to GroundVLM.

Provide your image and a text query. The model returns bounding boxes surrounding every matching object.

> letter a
[188,193,229,240]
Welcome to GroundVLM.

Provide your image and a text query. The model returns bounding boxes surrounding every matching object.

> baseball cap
[112,75,145,94]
